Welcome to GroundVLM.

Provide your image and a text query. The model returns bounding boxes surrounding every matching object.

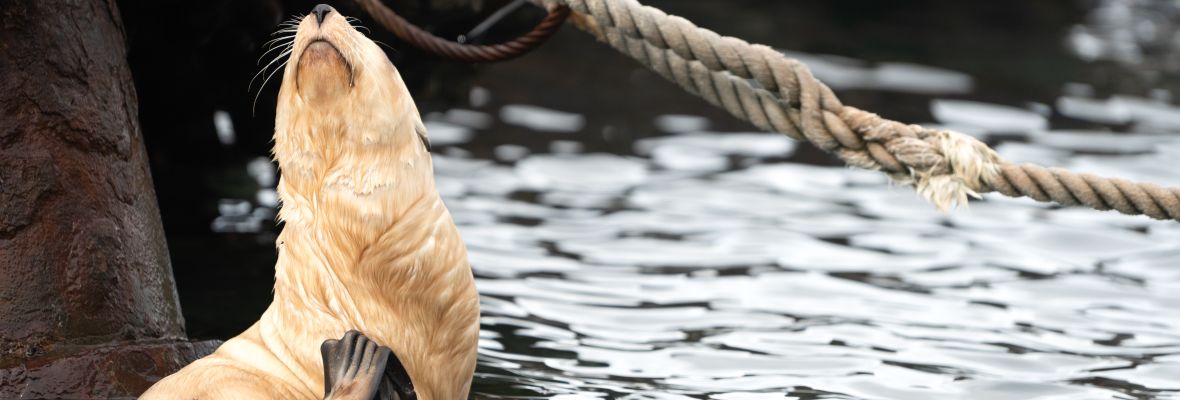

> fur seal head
[291,6,354,104]
[275,4,424,144]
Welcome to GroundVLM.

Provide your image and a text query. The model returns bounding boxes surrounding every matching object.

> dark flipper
[321,330,416,400]
[381,348,415,400]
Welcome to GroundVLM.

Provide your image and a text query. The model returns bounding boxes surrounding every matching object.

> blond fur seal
[141,4,480,399]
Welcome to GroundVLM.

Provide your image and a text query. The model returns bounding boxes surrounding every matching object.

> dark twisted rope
[354,0,570,63]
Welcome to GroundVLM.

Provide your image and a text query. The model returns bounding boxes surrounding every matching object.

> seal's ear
[414,120,431,153]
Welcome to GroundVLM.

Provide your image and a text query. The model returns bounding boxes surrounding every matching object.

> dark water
[163,1,1180,398]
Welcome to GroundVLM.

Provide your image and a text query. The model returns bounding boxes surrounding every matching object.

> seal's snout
[312,4,334,25]
[291,3,357,104]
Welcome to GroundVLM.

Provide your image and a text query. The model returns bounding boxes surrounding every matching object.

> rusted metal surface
[0,0,215,397]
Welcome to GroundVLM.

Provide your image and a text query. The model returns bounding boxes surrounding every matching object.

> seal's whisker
[344,17,373,34]
[263,39,295,52]
[249,46,293,92]
[263,35,296,49]
[273,16,304,32]
[341,17,369,33]
[271,26,300,35]
[249,14,303,111]
[253,58,290,115]
[258,41,294,65]
[373,39,396,52]
[283,13,306,24]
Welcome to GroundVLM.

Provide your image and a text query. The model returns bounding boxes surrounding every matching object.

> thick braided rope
[528,0,1180,221]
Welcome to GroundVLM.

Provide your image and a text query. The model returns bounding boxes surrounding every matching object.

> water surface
[191,1,1180,398]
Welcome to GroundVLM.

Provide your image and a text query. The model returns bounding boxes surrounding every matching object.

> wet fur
[141,7,479,400]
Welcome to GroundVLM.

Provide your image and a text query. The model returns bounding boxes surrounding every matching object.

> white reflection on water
[437,139,1180,399]
[444,108,1179,398]
[931,100,1048,135]
[501,104,587,133]
[781,51,974,95]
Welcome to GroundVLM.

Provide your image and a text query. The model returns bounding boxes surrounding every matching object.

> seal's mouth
[304,38,345,60]
[295,38,355,93]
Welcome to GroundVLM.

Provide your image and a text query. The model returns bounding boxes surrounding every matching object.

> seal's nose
[312,4,333,25]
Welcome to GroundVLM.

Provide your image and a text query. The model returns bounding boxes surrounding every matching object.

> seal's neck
[269,98,437,301]
[262,102,445,393]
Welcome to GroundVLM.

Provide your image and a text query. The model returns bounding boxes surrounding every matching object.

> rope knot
[824,106,1002,211]
[903,129,1001,212]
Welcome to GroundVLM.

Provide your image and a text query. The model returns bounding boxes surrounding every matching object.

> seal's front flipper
[380,348,416,400]
[321,330,391,400]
